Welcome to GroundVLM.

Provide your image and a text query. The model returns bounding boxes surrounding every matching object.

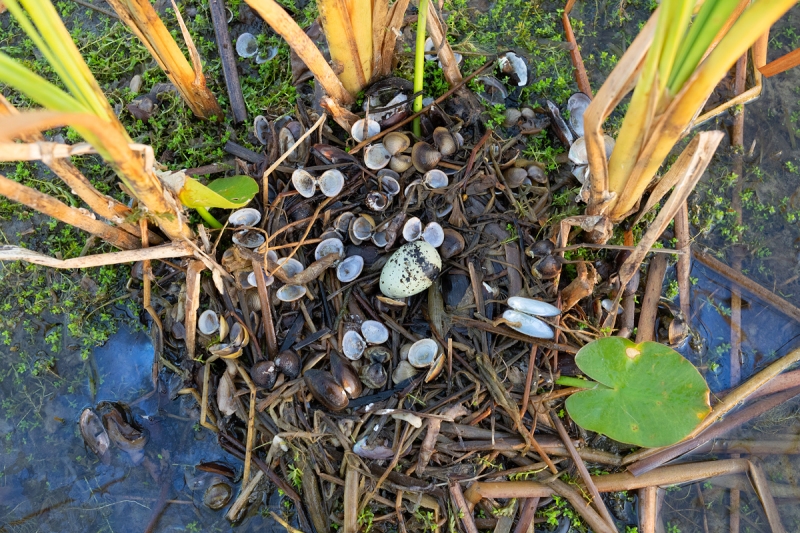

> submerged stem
[412,0,429,137]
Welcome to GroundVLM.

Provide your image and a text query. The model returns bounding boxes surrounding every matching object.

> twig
[638,486,657,533]
[512,497,539,533]
[562,0,591,96]
[209,0,247,123]
[449,481,479,533]
[635,254,668,343]
[550,410,617,531]
[674,202,691,318]
[0,241,193,268]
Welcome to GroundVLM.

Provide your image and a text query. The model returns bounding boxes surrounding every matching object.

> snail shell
[432,127,456,156]
[383,131,410,156]
[363,143,391,170]
[390,154,413,173]
[422,222,444,248]
[411,141,442,172]
[351,118,380,142]
[336,255,364,282]
[440,228,465,259]
[360,363,388,389]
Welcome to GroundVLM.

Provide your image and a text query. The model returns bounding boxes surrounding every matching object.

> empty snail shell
[504,167,529,188]
[507,296,561,317]
[276,284,306,302]
[349,215,375,243]
[390,154,413,173]
[342,330,366,360]
[361,320,389,344]
[432,127,456,156]
[411,141,442,172]
[402,217,423,242]
[527,164,547,184]
[503,108,522,127]
[232,229,265,248]
[407,338,438,368]
[198,309,220,335]
[383,131,411,156]
[440,228,465,258]
[275,257,304,278]
[253,115,269,145]
[318,169,345,197]
[228,207,261,227]
[380,174,400,198]
[392,360,419,384]
[425,353,445,382]
[351,118,380,142]
[371,231,388,247]
[292,169,317,198]
[336,255,364,282]
[567,92,592,137]
[279,122,307,164]
[315,237,345,262]
[334,212,355,234]
[364,144,391,170]
[365,345,392,364]
[235,32,258,58]
[365,191,389,212]
[422,222,444,248]
[423,169,448,189]
[502,309,554,339]
[360,363,388,389]
[304,369,349,411]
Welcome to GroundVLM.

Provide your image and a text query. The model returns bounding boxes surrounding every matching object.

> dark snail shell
[275,350,301,380]
[411,141,442,172]
[251,360,278,389]
[432,127,456,156]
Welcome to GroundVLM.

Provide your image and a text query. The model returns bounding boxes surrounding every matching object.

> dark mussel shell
[545,100,575,148]
[329,350,362,399]
[304,369,349,411]
[275,350,301,380]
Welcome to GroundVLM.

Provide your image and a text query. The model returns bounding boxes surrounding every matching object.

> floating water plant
[557,337,711,447]
[161,173,259,229]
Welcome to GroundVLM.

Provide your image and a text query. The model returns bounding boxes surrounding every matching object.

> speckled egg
[380,241,442,298]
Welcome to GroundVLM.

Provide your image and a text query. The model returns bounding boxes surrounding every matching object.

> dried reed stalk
[104,0,222,119]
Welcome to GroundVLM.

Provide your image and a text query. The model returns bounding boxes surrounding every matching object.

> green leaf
[565,338,710,447]
[178,175,258,209]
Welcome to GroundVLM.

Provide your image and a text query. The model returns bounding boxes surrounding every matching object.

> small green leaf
[178,175,258,209]
[565,337,711,447]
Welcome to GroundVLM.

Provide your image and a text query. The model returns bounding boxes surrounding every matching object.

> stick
[693,249,800,324]
[550,410,617,531]
[449,481,479,533]
[674,202,691,318]
[512,497,539,533]
[209,0,247,123]
[638,486,657,533]
[184,260,205,360]
[636,254,668,343]
[562,0,591,96]
[0,241,192,268]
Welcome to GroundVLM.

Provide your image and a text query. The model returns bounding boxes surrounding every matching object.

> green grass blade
[0,54,86,112]
[668,0,741,93]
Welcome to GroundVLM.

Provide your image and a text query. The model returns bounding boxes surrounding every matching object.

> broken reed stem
[0,172,140,250]
[674,202,691,318]
[562,0,592,96]
[636,253,668,343]
[449,481,479,533]
[184,260,204,359]
[639,486,657,533]
[0,241,193,268]
[104,0,222,119]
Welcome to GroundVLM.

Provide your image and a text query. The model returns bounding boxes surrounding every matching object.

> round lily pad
[565,337,711,448]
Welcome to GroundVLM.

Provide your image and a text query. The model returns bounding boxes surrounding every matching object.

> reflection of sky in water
[93,326,153,402]
[687,262,800,392]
